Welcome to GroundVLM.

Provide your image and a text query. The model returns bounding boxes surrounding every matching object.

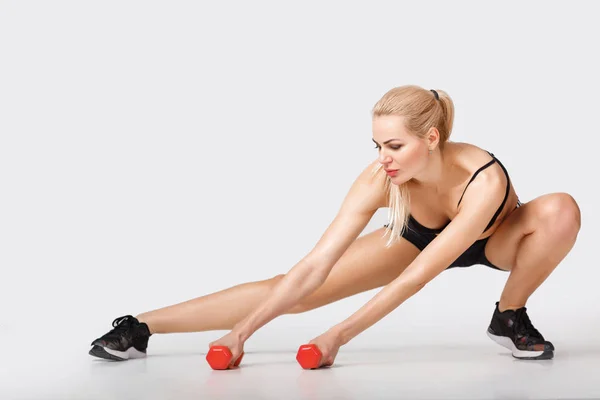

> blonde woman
[89,85,581,365]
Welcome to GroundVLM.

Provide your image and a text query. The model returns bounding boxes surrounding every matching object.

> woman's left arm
[331,173,507,346]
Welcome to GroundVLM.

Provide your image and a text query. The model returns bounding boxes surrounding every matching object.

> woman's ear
[427,126,440,149]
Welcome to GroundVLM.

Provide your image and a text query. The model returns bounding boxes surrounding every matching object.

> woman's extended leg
[136,227,421,334]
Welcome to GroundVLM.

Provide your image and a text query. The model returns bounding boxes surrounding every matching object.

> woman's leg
[483,192,580,359]
[484,192,581,310]
[136,227,421,334]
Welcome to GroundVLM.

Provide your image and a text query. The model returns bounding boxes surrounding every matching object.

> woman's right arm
[234,160,387,342]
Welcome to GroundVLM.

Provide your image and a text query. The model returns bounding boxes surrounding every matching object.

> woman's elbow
[309,266,331,287]
[410,280,428,294]
[302,255,335,281]
[402,269,432,293]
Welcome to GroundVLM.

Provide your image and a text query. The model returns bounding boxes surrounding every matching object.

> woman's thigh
[484,192,580,271]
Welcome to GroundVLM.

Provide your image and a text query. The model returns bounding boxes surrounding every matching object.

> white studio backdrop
[0,1,597,357]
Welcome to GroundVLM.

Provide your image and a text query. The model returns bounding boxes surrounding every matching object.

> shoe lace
[105,315,134,338]
[515,308,542,340]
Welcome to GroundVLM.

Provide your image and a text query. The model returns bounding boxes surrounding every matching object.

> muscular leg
[484,192,581,311]
[136,227,420,334]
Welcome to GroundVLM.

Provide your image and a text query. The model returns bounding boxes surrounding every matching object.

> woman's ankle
[135,313,156,334]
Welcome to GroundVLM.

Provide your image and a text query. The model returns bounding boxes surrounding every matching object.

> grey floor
[4,333,600,400]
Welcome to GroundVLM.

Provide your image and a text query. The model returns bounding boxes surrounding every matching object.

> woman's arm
[234,160,387,342]
[331,173,506,345]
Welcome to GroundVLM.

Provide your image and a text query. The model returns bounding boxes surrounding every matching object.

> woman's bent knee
[538,193,581,235]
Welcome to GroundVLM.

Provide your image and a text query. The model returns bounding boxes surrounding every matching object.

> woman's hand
[307,329,343,368]
[208,330,245,368]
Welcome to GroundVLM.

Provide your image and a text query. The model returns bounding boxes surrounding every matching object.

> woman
[89,85,581,366]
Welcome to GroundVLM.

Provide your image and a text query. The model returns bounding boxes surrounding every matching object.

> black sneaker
[89,315,151,361]
[486,302,554,360]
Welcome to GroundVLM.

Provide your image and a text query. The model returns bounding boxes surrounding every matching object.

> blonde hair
[370,85,455,247]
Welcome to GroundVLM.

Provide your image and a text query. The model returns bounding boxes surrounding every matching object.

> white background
[0,1,598,398]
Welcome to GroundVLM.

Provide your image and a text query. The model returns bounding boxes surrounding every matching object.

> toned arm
[332,170,507,345]
[235,160,387,341]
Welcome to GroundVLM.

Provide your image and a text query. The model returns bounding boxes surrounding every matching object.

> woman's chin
[388,174,409,185]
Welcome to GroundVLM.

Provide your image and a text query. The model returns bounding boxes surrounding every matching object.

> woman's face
[372,115,430,184]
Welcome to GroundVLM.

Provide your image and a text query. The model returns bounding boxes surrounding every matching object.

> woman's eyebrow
[372,138,402,145]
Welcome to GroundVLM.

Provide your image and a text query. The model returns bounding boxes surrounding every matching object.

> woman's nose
[378,151,391,164]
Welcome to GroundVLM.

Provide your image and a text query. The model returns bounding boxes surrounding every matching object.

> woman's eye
[373,144,401,150]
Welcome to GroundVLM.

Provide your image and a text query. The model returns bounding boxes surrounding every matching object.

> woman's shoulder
[347,158,389,209]
[419,142,507,207]
[449,142,496,171]
[449,142,511,202]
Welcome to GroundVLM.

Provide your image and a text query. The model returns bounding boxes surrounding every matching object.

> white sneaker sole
[89,345,147,361]
[105,346,146,359]
[486,330,553,360]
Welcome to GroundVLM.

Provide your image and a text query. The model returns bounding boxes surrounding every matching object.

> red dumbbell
[296,344,324,369]
[206,346,244,370]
